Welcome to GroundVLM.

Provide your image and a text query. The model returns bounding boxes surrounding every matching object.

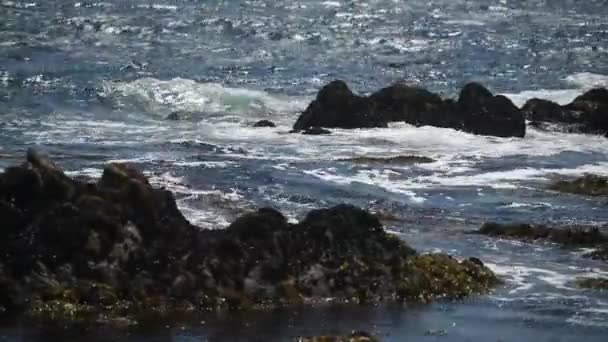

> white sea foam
[503,72,608,107]
[105,78,308,119]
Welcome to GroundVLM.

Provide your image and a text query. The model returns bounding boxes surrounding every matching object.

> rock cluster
[522,88,608,135]
[292,81,526,138]
[0,150,498,323]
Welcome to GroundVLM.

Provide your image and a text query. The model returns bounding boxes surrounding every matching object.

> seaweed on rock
[549,174,608,197]
[0,149,498,323]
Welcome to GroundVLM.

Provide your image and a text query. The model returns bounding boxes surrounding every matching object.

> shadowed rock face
[0,150,498,323]
[292,81,526,138]
[522,88,608,136]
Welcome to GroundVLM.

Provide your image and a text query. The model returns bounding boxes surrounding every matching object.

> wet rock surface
[522,88,608,136]
[302,127,332,135]
[253,120,276,128]
[293,81,526,138]
[584,245,608,261]
[549,174,608,197]
[475,222,608,248]
[0,150,498,323]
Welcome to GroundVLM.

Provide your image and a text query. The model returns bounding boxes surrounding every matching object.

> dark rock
[252,120,276,128]
[476,222,608,248]
[549,174,608,197]
[165,111,191,121]
[0,150,498,323]
[293,81,386,130]
[165,112,181,120]
[302,127,331,135]
[522,87,608,136]
[293,81,526,138]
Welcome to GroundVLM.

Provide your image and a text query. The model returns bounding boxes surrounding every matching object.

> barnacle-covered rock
[0,150,498,323]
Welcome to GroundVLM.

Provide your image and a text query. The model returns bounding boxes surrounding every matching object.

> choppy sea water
[1,0,608,340]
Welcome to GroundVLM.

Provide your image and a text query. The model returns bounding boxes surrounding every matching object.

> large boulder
[0,150,498,323]
[293,81,526,138]
[457,83,526,138]
[293,81,386,131]
[522,88,608,136]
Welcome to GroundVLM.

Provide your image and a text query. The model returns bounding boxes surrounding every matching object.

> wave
[503,72,608,107]
[101,77,309,121]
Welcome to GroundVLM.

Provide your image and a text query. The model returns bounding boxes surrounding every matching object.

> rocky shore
[0,150,498,324]
[289,80,608,139]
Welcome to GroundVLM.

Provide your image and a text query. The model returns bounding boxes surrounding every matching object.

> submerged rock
[293,81,386,131]
[0,150,498,323]
[292,80,526,138]
[576,278,608,290]
[341,155,435,165]
[253,120,276,128]
[522,88,608,136]
[549,174,608,196]
[166,111,186,120]
[475,222,608,247]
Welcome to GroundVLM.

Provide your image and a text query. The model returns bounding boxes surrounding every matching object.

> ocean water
[1,0,608,340]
